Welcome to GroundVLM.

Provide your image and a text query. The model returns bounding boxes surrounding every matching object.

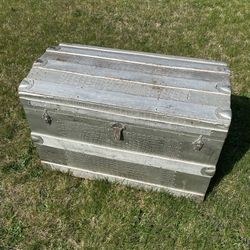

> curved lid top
[19,43,231,131]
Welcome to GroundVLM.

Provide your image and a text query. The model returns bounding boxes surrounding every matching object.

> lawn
[0,0,249,249]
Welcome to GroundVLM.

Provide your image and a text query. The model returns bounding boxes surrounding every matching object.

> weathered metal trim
[42,160,205,201]
[19,95,230,132]
[216,83,231,94]
[215,109,232,120]
[34,57,229,94]
[32,66,230,97]
[201,167,216,177]
[31,134,43,144]
[22,105,225,164]
[46,48,229,75]
[19,83,224,125]
[32,132,215,177]
[33,58,48,67]
[59,43,228,67]
[18,79,34,91]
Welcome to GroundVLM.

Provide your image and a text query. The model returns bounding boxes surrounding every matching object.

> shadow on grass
[207,95,250,195]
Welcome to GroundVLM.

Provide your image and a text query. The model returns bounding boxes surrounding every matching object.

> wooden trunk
[18,44,231,201]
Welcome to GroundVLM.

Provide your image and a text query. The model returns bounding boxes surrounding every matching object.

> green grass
[0,0,249,249]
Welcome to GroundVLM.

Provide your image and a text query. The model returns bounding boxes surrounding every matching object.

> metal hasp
[192,135,204,151]
[18,43,231,201]
[112,123,125,141]
[42,109,52,125]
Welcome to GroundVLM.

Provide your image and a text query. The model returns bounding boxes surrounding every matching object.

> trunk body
[19,44,231,201]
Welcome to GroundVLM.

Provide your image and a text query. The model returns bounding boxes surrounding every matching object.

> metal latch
[192,135,204,151]
[42,109,52,125]
[111,123,125,141]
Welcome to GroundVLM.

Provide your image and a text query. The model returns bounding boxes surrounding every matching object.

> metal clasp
[111,123,125,141]
[192,135,204,151]
[42,109,52,125]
